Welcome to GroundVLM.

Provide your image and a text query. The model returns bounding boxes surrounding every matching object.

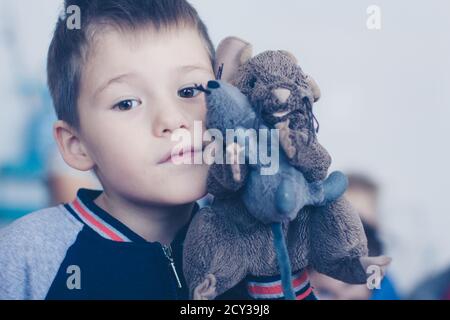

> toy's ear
[277,50,321,102]
[278,50,298,64]
[305,75,321,102]
[214,36,253,82]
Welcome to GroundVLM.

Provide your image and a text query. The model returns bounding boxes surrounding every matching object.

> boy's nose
[151,102,191,138]
[207,80,220,89]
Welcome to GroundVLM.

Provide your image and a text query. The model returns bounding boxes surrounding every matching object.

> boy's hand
[193,274,217,300]
[360,256,392,278]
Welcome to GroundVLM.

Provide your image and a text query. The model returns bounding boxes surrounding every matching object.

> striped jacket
[0,189,316,300]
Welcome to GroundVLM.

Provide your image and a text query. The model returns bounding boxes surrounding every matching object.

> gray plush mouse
[183,37,391,300]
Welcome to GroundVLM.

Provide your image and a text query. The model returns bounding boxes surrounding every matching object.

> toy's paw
[275,120,296,159]
[360,256,392,278]
[322,171,349,203]
[193,274,218,300]
[226,143,244,182]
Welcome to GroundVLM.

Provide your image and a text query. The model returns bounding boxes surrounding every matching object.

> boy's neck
[94,190,195,245]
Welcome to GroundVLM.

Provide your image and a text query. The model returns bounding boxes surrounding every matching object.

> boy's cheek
[192,99,207,123]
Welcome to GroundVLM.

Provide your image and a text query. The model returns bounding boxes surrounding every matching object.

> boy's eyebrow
[94,65,212,97]
[177,64,212,73]
[94,73,137,98]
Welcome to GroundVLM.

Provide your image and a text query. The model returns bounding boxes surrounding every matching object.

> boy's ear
[53,120,95,172]
[214,36,253,82]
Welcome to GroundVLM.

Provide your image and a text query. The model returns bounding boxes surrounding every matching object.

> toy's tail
[271,222,296,300]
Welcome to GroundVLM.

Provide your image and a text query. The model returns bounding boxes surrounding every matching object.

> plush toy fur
[183,37,390,300]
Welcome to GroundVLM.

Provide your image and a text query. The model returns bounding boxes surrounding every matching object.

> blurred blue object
[0,82,55,225]
[408,267,450,300]
[370,274,401,300]
[1,83,55,179]
[0,6,56,225]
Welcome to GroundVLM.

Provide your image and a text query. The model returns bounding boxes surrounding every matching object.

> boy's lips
[157,146,204,165]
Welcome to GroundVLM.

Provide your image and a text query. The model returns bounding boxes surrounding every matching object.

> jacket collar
[64,189,199,245]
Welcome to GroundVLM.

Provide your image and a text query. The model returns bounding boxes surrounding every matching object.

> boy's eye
[113,99,141,111]
[178,85,202,99]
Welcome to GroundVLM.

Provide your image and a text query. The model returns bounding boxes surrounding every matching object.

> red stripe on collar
[69,198,131,242]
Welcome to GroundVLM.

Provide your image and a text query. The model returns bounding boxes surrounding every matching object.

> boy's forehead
[86,25,212,72]
[79,25,214,96]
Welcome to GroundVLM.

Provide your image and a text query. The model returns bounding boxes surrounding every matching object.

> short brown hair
[47,0,215,129]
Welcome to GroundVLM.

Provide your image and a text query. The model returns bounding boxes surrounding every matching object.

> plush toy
[200,78,352,299]
[183,37,391,300]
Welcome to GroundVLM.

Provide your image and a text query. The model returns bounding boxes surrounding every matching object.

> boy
[0,0,248,300]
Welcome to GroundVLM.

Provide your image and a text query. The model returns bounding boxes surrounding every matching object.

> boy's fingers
[360,256,392,271]
[193,274,217,300]
[206,274,217,287]
[360,256,392,279]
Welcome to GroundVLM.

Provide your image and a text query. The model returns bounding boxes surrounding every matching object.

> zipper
[161,244,182,289]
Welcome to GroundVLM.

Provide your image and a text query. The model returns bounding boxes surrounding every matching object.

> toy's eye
[113,99,141,111]
[249,77,257,89]
[178,85,203,98]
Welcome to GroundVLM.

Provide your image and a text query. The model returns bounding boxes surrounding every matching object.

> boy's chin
[156,186,207,206]
[120,164,209,206]
[156,174,208,205]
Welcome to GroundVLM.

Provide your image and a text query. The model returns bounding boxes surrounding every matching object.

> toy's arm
[206,142,250,198]
[207,164,248,198]
[183,206,248,299]
[307,197,370,284]
[277,121,332,182]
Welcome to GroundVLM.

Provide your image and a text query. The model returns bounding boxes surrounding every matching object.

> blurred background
[0,0,449,299]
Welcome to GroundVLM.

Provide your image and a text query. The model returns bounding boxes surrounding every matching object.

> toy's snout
[207,80,221,90]
[272,88,291,104]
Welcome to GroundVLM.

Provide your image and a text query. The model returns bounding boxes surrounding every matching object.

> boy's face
[76,26,214,205]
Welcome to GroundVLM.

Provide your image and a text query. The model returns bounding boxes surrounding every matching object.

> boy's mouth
[157,146,204,165]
